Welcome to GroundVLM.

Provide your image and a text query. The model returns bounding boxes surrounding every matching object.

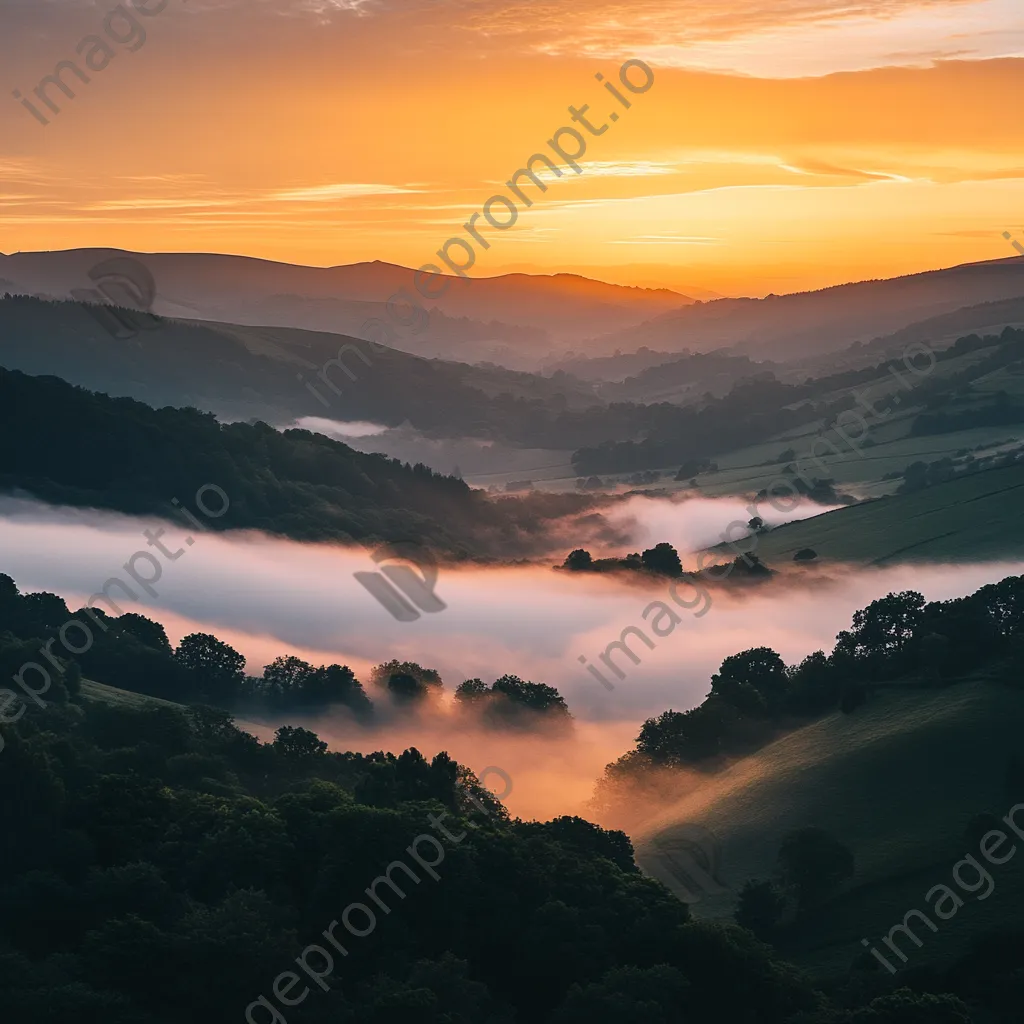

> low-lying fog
[288,416,575,484]
[1,494,1020,822]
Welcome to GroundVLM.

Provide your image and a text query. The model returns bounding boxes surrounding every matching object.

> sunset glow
[2,0,1023,294]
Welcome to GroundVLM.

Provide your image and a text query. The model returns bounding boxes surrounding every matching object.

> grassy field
[536,338,1024,498]
[724,462,1024,565]
[633,678,1024,976]
[78,678,183,709]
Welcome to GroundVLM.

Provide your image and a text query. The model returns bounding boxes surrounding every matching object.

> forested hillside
[0,367,589,557]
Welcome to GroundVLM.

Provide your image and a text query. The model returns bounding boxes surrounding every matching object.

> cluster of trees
[896,444,1024,493]
[912,393,1024,437]
[0,572,370,712]
[755,473,853,506]
[563,542,773,583]
[454,675,572,730]
[563,541,684,577]
[3,665,1015,1021]
[675,458,718,481]
[0,576,578,731]
[363,662,574,729]
[598,575,1024,798]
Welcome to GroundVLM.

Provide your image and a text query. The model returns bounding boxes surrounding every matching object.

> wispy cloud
[270,183,423,201]
[610,234,723,245]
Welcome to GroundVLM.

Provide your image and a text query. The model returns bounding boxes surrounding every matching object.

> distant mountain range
[0,248,690,370]
[8,249,1024,372]
[589,255,1024,361]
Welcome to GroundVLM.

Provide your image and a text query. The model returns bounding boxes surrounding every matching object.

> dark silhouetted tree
[777,827,854,913]
[174,633,245,700]
[641,542,682,577]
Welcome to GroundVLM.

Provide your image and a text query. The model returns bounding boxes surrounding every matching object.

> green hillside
[79,678,184,710]
[739,462,1024,565]
[634,678,1024,975]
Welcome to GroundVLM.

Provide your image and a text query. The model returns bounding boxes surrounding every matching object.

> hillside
[634,678,1024,975]
[737,462,1024,566]
[0,295,602,444]
[590,255,1024,361]
[0,248,688,366]
[0,366,592,558]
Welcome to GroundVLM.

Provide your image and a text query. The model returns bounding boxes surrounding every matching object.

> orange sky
[2,0,1024,295]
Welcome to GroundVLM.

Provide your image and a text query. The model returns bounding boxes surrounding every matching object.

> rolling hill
[591,255,1024,362]
[733,462,1024,566]
[634,678,1024,975]
[0,248,689,367]
[0,294,603,443]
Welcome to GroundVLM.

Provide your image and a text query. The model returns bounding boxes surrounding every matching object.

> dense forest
[3,651,1019,1021]
[0,366,595,558]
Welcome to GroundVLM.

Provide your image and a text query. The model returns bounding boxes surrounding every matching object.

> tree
[115,613,171,653]
[641,542,682,577]
[636,702,734,764]
[840,681,868,714]
[371,660,442,696]
[19,591,70,631]
[174,633,245,700]
[454,678,488,705]
[272,725,327,761]
[777,827,854,913]
[518,817,637,874]
[491,675,571,716]
[735,879,786,939]
[311,663,371,713]
[850,988,973,1023]
[786,650,839,714]
[564,549,593,571]
[552,965,690,1023]
[834,591,925,678]
[259,655,313,703]
[712,648,788,711]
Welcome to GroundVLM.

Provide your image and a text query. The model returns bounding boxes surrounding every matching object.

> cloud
[270,183,424,201]
[610,234,722,245]
[438,0,1023,77]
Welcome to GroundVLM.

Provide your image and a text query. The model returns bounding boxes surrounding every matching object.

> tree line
[597,574,1024,810]
[0,573,572,729]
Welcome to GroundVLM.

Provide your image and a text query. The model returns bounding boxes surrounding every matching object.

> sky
[1,0,1024,295]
